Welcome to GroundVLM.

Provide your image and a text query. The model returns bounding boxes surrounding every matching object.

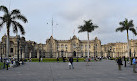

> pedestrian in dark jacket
[69,57,74,69]
[117,57,123,70]
[57,57,59,63]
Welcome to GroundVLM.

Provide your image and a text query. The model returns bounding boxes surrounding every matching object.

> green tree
[78,20,98,58]
[0,5,28,58]
[116,18,136,57]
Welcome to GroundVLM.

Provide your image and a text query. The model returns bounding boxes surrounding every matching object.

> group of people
[0,57,16,70]
[57,56,104,69]
[117,57,137,73]
[56,57,74,69]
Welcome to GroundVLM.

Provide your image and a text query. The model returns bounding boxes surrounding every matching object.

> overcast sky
[0,0,137,44]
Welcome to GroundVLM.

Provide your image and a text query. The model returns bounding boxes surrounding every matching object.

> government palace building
[0,35,137,59]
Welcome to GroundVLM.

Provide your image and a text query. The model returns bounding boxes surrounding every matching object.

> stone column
[66,52,67,58]
[29,51,31,58]
[37,50,39,58]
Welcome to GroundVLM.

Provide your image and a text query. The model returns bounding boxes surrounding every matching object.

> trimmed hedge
[0,62,10,70]
[30,58,85,62]
[0,62,3,69]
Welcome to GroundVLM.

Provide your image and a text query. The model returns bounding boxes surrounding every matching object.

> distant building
[0,35,137,59]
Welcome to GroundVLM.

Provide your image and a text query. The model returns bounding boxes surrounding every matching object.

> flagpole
[52,17,53,37]
[73,29,75,35]
[9,0,12,11]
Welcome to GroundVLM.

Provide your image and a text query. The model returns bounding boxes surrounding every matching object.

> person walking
[41,57,43,62]
[39,56,40,62]
[63,57,65,62]
[69,56,74,69]
[123,56,126,67]
[132,57,137,73]
[117,57,123,70]
[76,57,79,62]
[6,59,9,70]
[57,57,59,63]
[85,56,89,66]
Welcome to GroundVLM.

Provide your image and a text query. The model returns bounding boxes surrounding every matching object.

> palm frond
[127,20,134,28]
[0,22,5,31]
[115,27,125,32]
[12,21,25,35]
[0,21,5,27]
[78,20,98,33]
[12,14,28,23]
[119,22,125,27]
[129,28,137,35]
[88,25,98,32]
[11,9,21,16]
[116,18,135,33]
[0,17,3,20]
[11,21,18,33]
[78,26,85,33]
[0,5,8,14]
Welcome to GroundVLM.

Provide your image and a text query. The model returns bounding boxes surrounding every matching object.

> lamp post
[76,46,80,62]
[17,35,20,66]
[1,42,3,62]
[20,38,23,65]
[42,44,43,58]
[20,46,23,64]
[57,50,60,58]
[3,42,6,69]
[39,46,42,62]
[94,44,97,59]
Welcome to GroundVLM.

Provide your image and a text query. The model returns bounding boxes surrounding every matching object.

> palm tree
[0,5,28,58]
[116,18,136,57]
[78,20,98,58]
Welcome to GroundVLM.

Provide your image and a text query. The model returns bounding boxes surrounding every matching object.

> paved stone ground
[0,60,136,81]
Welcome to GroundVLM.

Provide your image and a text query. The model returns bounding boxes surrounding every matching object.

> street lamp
[1,42,3,62]
[94,44,97,58]
[17,35,20,66]
[76,46,80,62]
[20,46,23,64]
[20,38,24,65]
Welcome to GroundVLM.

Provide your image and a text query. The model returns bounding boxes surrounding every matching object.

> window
[61,44,64,48]
[73,44,76,48]
[10,48,13,53]
[57,44,60,49]
[81,45,83,49]
[65,45,67,49]
[85,45,87,49]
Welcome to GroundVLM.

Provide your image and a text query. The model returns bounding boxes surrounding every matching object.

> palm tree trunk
[127,30,130,57]
[6,28,10,59]
[87,32,89,58]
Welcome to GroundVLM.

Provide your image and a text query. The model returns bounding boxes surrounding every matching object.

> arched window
[57,44,60,49]
[73,44,76,48]
[61,44,64,48]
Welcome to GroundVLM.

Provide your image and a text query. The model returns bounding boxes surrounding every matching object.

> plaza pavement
[0,60,136,81]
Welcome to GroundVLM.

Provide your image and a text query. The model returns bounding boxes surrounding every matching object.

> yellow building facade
[0,35,137,59]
